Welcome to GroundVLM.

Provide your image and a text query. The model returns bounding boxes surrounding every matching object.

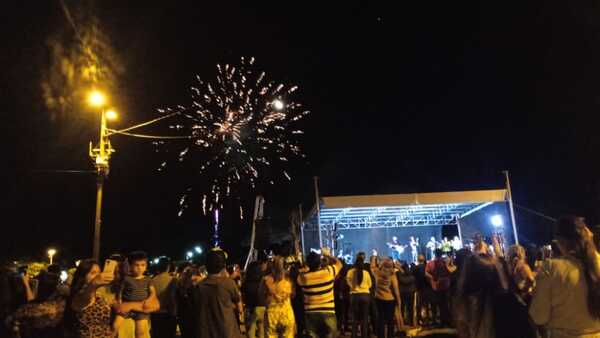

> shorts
[124,311,150,321]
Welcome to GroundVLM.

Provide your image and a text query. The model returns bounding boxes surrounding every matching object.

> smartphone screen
[103,259,118,275]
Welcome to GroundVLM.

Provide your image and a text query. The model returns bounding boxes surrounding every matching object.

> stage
[301,189,517,261]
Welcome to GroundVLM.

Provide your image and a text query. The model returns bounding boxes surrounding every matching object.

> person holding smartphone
[66,259,116,338]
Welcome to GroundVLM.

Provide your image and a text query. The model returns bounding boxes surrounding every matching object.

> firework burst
[155,57,309,221]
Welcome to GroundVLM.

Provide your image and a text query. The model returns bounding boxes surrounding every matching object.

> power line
[106,113,178,136]
[514,203,556,222]
[31,169,96,174]
[110,131,192,140]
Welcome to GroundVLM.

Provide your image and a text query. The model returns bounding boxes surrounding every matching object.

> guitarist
[386,236,407,261]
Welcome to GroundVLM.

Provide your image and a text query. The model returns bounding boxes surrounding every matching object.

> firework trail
[155,57,309,243]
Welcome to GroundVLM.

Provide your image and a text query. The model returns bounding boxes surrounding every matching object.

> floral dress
[265,277,295,338]
[74,296,113,338]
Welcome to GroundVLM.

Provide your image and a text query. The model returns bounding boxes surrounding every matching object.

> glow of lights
[272,99,285,110]
[60,271,68,283]
[75,260,81,267]
[186,251,193,259]
[491,214,503,227]
[88,90,106,107]
[153,258,160,264]
[105,109,118,120]
[47,249,57,256]
[195,246,202,254]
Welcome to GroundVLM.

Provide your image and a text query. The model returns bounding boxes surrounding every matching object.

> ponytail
[556,216,600,319]
[354,252,366,287]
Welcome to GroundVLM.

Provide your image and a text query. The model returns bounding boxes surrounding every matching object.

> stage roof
[306,189,507,230]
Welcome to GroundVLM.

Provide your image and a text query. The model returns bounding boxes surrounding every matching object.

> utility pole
[86,90,177,260]
[89,105,113,261]
[503,170,519,245]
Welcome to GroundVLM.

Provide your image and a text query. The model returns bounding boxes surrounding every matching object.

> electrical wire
[109,131,193,140]
[106,113,178,136]
[514,203,556,222]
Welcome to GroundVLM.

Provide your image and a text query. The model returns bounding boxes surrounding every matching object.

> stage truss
[316,203,487,229]
[304,189,507,231]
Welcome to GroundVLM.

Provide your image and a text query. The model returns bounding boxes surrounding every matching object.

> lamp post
[47,248,57,265]
[85,90,178,260]
[88,90,115,261]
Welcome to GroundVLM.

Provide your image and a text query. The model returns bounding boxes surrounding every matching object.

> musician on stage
[441,237,452,255]
[425,237,438,260]
[386,236,406,261]
[409,236,419,264]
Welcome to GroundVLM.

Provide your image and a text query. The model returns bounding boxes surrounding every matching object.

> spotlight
[491,215,503,227]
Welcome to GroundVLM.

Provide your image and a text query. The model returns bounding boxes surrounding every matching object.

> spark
[154,57,309,243]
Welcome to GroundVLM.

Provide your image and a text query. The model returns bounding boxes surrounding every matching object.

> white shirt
[530,255,600,338]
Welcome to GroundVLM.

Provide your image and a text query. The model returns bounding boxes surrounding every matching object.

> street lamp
[105,109,118,121]
[88,90,106,107]
[88,90,115,261]
[47,248,57,265]
[85,90,178,260]
[186,251,194,260]
[195,246,202,254]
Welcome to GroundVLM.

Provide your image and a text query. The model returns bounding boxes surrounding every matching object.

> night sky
[3,1,600,264]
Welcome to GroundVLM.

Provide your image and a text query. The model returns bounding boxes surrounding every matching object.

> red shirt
[426,259,451,291]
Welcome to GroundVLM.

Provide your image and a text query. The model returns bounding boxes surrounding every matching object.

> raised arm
[71,274,113,311]
[21,275,34,302]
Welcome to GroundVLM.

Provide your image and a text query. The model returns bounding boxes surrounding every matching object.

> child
[114,251,156,338]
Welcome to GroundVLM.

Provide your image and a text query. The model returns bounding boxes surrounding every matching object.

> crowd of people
[1,215,600,338]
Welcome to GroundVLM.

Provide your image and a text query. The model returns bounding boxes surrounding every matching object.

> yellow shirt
[297,260,342,313]
[346,268,372,294]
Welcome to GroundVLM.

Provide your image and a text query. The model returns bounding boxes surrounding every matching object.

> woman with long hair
[262,256,295,338]
[507,244,535,301]
[530,216,600,338]
[64,259,114,338]
[373,258,401,338]
[346,252,372,338]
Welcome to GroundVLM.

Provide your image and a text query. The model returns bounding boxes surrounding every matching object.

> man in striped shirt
[297,248,342,338]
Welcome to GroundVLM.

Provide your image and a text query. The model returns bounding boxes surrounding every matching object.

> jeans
[350,293,371,338]
[305,312,337,338]
[375,299,396,338]
[150,313,177,338]
[431,290,450,326]
[400,292,415,326]
[246,306,266,338]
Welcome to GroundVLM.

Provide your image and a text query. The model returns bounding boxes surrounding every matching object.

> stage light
[491,214,503,227]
